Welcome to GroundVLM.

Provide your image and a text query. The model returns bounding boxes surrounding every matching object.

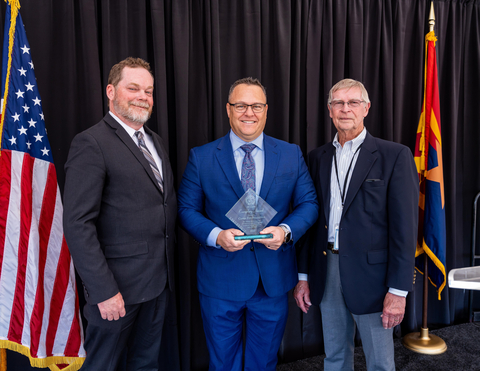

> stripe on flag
[0,1,85,369]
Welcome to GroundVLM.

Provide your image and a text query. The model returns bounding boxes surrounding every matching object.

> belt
[327,242,338,254]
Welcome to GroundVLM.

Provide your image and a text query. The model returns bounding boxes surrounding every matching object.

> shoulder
[264,134,301,153]
[190,134,227,155]
[371,135,408,152]
[308,142,333,161]
[73,115,115,140]
[366,134,413,160]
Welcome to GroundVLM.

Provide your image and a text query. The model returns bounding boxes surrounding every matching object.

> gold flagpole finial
[429,2,436,32]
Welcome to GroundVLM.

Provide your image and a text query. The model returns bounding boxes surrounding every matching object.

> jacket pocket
[367,249,388,264]
[104,241,148,258]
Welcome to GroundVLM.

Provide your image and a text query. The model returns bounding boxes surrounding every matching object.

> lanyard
[333,144,362,206]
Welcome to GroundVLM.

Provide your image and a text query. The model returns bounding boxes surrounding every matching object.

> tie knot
[135,131,145,145]
[241,143,256,154]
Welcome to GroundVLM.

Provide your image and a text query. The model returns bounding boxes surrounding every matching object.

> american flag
[0,1,85,370]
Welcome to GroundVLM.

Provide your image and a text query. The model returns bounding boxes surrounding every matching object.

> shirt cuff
[206,227,223,248]
[388,288,408,297]
[298,273,308,281]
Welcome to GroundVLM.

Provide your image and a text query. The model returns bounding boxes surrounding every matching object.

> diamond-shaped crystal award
[226,188,277,240]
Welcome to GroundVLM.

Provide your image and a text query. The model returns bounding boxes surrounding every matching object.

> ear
[226,102,231,119]
[363,102,371,117]
[106,84,115,101]
[327,104,333,119]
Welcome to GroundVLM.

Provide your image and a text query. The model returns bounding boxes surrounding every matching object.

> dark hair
[107,57,153,87]
[228,77,267,102]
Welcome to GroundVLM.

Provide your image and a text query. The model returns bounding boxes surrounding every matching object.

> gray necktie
[135,131,163,193]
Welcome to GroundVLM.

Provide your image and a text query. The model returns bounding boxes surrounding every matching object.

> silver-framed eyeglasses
[228,102,267,113]
[329,100,366,109]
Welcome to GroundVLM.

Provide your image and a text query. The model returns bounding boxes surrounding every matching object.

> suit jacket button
[323,251,327,256]
[325,225,327,229]
[250,246,254,251]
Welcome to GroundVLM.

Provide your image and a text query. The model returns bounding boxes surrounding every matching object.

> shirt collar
[109,111,145,139]
[229,130,264,152]
[333,127,367,151]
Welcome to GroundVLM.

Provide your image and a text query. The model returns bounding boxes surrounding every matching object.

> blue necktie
[241,144,256,192]
[135,131,164,193]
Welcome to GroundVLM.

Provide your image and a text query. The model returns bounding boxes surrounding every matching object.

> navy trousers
[199,281,288,371]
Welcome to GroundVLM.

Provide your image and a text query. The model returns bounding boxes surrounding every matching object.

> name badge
[333,224,339,251]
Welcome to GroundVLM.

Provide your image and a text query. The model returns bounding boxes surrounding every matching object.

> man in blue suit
[178,77,318,371]
[294,79,419,370]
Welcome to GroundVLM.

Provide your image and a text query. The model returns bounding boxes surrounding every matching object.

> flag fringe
[415,240,447,300]
[0,340,84,371]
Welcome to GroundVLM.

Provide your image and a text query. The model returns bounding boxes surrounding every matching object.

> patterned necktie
[135,131,164,193]
[240,143,256,192]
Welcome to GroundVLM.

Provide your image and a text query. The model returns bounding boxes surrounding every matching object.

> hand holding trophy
[226,188,277,240]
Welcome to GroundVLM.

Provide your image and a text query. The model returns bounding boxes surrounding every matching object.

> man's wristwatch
[279,225,292,244]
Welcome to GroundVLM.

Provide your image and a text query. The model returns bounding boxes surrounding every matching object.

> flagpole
[402,2,447,354]
[0,348,6,371]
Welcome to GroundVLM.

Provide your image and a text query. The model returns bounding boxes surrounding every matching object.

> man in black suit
[63,57,176,370]
[294,79,418,370]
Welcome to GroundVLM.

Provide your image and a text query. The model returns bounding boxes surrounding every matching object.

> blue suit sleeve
[178,148,220,244]
[280,145,319,242]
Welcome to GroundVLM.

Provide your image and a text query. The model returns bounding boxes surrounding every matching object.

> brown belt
[327,242,338,254]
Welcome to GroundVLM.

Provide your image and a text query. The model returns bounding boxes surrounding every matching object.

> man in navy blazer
[63,58,176,370]
[294,79,419,370]
[178,77,318,371]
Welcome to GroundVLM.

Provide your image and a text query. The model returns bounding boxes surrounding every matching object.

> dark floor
[277,323,480,371]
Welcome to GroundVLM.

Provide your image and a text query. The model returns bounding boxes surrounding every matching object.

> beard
[113,98,152,125]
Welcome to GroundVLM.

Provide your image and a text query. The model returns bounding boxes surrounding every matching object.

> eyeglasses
[228,103,267,113]
[329,100,366,110]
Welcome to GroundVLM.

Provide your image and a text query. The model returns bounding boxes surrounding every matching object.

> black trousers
[80,289,169,371]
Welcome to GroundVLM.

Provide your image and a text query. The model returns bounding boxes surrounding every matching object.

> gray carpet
[277,323,480,371]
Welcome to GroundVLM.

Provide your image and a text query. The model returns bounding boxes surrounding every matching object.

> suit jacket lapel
[104,114,163,194]
[319,144,335,222]
[342,132,377,215]
[259,135,279,200]
[216,134,245,199]
[145,125,169,195]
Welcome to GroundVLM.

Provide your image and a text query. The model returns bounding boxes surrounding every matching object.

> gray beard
[113,100,151,125]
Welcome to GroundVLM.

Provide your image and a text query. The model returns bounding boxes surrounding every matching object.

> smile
[130,103,150,109]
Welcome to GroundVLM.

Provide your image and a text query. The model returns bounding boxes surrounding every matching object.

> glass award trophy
[226,188,277,240]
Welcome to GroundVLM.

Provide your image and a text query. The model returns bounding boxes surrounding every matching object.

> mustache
[130,101,151,109]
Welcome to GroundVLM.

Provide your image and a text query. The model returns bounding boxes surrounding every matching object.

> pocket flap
[367,249,388,264]
[104,241,148,258]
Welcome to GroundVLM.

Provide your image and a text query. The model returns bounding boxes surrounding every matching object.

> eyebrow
[126,82,154,90]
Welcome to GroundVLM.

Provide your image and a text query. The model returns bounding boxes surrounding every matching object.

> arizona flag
[414,30,447,300]
[0,1,85,370]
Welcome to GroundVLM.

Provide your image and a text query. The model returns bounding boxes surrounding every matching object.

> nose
[137,90,149,101]
[243,105,255,115]
[340,102,351,112]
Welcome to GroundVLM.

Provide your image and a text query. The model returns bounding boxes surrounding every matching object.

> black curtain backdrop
[1,1,480,370]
